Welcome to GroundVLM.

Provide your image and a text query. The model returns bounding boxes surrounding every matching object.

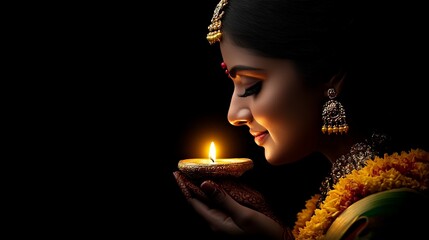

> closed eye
[238,81,262,97]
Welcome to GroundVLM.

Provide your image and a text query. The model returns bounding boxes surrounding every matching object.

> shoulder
[326,188,429,240]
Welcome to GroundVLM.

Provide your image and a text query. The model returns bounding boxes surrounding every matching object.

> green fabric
[325,188,429,240]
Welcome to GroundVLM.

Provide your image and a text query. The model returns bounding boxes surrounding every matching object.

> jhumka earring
[321,88,349,135]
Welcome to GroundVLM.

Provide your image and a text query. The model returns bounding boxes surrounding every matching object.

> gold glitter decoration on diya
[178,142,253,179]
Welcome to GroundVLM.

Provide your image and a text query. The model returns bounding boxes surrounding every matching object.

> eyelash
[238,81,262,97]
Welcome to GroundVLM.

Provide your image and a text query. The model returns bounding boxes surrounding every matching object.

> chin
[264,146,303,166]
[264,150,284,166]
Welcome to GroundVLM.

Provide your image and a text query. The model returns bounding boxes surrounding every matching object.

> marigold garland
[292,148,429,240]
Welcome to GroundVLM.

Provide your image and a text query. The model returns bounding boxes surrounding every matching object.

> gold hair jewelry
[207,0,229,45]
[321,88,348,135]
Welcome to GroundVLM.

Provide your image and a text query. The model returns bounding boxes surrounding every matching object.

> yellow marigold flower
[292,148,429,240]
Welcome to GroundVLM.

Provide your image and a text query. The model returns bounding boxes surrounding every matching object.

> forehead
[220,35,292,71]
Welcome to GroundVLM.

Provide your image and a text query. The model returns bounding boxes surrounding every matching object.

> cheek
[258,92,320,165]
[254,82,301,128]
[253,83,320,144]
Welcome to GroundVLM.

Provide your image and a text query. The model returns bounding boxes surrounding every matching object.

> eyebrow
[228,65,264,78]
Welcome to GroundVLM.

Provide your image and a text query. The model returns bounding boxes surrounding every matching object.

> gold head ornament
[207,0,229,45]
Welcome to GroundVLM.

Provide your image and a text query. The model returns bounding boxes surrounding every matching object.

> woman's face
[220,36,324,165]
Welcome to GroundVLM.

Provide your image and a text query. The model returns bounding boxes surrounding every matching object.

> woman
[174,0,428,239]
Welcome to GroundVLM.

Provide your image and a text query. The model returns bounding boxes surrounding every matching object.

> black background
[49,1,428,239]
[75,1,331,238]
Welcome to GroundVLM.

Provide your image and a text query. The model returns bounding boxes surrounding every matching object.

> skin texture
[220,35,325,165]
[173,171,285,239]
[173,1,428,238]
[220,34,359,165]
[173,34,361,240]
[173,171,281,224]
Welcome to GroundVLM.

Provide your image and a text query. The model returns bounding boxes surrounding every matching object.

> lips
[252,131,269,146]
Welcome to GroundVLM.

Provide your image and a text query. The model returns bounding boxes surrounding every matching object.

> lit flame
[209,141,216,162]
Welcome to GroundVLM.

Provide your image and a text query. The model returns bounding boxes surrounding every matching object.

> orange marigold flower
[292,148,429,240]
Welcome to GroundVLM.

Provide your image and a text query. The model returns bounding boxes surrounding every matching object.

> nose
[227,99,252,126]
[229,118,248,126]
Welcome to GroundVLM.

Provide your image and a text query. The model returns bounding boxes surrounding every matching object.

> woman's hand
[173,171,291,239]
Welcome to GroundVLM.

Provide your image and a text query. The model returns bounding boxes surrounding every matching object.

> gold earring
[321,88,348,135]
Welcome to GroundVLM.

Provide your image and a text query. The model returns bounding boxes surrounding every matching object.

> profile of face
[220,35,325,165]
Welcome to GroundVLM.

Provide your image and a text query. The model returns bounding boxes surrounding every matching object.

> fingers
[200,180,251,220]
[174,175,285,239]
[188,198,244,235]
[172,171,208,201]
[173,174,245,235]
[200,180,284,239]
[217,180,266,208]
[208,179,283,224]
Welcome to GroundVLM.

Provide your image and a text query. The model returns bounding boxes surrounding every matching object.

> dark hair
[222,0,357,83]
[220,0,428,151]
